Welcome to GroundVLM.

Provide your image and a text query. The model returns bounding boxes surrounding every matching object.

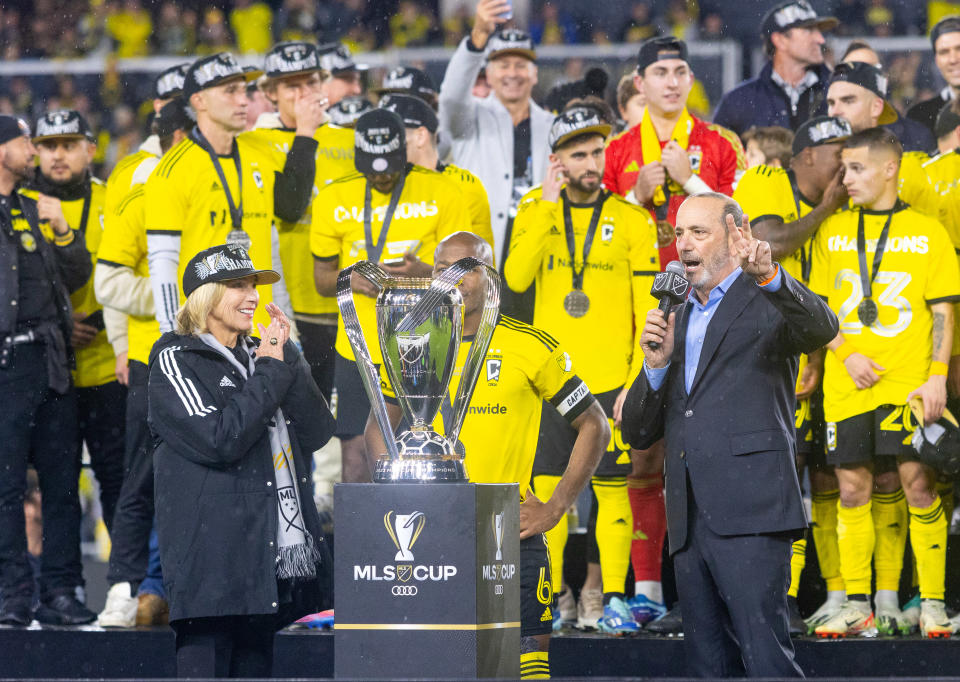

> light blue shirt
[645,266,783,392]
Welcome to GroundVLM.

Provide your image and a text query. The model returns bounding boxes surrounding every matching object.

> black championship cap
[0,116,31,145]
[637,36,688,73]
[548,106,612,151]
[353,109,406,175]
[154,99,194,138]
[263,41,321,79]
[318,42,369,76]
[182,243,280,299]
[761,0,838,38]
[374,66,438,100]
[380,93,438,133]
[792,115,852,155]
[935,99,960,138]
[328,96,374,128]
[33,110,95,143]
[830,61,898,125]
[183,53,262,100]
[487,28,537,62]
[909,397,960,476]
[155,63,190,100]
[931,15,960,49]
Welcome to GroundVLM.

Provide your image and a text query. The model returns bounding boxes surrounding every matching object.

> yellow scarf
[639,107,694,207]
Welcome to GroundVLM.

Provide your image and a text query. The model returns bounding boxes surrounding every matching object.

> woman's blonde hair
[175,282,227,335]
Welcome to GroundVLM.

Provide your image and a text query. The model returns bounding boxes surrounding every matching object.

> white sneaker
[577,588,603,630]
[557,589,576,624]
[804,596,844,634]
[97,582,138,628]
[814,599,876,638]
[920,599,952,638]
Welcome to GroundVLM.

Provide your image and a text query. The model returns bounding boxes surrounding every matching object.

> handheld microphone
[647,260,690,350]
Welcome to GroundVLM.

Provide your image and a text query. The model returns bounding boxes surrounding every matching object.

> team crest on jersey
[826,422,837,452]
[252,170,263,189]
[556,352,572,372]
[688,146,702,172]
[485,353,502,385]
[601,219,615,243]
[20,232,37,252]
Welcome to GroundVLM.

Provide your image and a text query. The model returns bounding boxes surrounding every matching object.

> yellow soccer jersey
[504,187,660,393]
[242,123,355,316]
[923,149,960,355]
[439,163,495,253]
[899,150,938,218]
[311,166,474,363]
[104,148,155,218]
[23,180,114,387]
[809,203,960,422]
[144,135,279,332]
[97,185,160,367]
[380,315,595,498]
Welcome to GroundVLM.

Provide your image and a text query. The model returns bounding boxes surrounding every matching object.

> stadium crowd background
[5,0,960,651]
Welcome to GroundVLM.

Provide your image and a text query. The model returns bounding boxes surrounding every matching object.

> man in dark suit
[621,192,838,677]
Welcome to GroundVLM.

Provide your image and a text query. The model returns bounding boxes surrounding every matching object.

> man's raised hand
[731,213,776,283]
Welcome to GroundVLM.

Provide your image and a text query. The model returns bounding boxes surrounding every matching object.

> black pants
[77,380,126,531]
[297,320,336,404]
[674,476,803,678]
[0,343,83,600]
[106,361,155,587]
[171,614,278,678]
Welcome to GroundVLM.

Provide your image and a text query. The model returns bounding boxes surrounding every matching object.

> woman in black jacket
[147,244,334,678]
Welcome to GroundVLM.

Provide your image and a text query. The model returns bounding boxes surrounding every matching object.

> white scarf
[199,333,319,579]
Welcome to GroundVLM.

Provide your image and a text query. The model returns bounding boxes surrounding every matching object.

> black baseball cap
[183,53,262,100]
[0,116,31,146]
[792,115,852,155]
[328,96,374,128]
[182,244,280,299]
[33,110,95,144]
[931,15,960,49]
[548,106,611,151]
[155,63,190,100]
[318,42,369,76]
[487,28,537,62]
[761,1,838,38]
[637,36,688,73]
[154,99,194,138]
[380,94,438,133]
[374,66,438,101]
[935,99,960,138]
[830,61,898,125]
[353,109,406,175]
[263,41,321,80]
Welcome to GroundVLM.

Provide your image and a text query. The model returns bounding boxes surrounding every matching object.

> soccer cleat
[900,594,921,635]
[552,590,576,631]
[96,582,138,628]
[814,600,876,638]
[597,596,641,635]
[920,599,952,638]
[576,588,603,630]
[874,600,903,636]
[626,593,667,625]
[804,598,844,634]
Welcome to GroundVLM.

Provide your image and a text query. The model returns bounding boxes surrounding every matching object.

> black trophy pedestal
[334,483,520,679]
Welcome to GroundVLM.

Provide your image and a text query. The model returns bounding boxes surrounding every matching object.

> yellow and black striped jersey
[310,166,474,363]
[809,203,960,421]
[144,135,279,332]
[899,150,938,218]
[97,184,160,367]
[438,163,495,253]
[380,315,595,498]
[922,149,960,356]
[241,123,355,316]
[504,186,660,393]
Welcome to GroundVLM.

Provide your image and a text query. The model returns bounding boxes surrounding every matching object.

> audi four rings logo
[392,585,418,596]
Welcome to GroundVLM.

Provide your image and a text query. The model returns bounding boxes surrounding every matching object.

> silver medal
[226,229,252,251]
[563,290,590,318]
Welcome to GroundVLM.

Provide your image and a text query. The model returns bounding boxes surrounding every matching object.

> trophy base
[374,457,467,482]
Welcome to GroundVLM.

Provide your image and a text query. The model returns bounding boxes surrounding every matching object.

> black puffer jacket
[147,331,335,622]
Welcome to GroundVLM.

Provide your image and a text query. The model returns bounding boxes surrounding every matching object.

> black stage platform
[3,626,960,678]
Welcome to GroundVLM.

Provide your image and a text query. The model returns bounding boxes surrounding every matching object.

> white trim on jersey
[158,346,217,417]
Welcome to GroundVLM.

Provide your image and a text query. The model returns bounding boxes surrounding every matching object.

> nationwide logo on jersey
[352,510,457,595]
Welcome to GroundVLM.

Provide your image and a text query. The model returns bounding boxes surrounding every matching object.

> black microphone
[647,260,690,350]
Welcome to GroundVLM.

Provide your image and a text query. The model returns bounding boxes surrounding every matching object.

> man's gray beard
[690,242,731,290]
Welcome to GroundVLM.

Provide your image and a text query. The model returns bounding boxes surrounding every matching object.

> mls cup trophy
[336,257,500,481]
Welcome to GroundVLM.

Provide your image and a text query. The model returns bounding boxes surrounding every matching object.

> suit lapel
[689,274,759,395]
[672,301,692,399]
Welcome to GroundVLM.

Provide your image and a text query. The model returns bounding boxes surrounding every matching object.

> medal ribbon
[561,189,606,292]
[191,127,244,231]
[363,170,408,263]
[856,203,898,302]
[786,170,812,283]
[638,106,694,212]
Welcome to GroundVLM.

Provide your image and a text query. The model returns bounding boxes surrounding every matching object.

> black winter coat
[147,331,335,622]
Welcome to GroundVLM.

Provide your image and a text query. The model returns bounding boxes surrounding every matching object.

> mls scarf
[639,106,695,209]
[199,333,319,579]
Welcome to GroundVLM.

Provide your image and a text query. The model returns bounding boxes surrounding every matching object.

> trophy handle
[336,262,400,461]
[393,257,500,445]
